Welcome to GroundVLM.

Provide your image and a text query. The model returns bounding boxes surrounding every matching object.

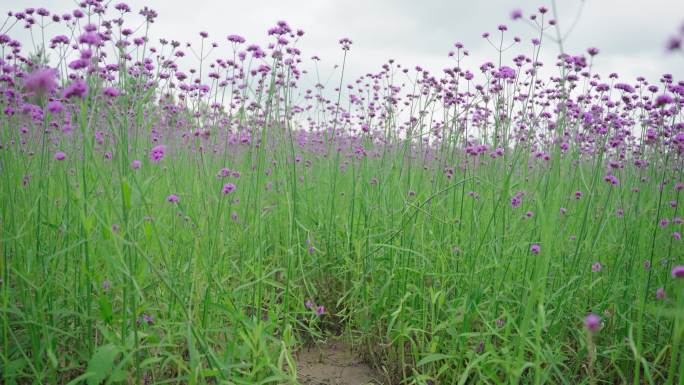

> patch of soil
[296,340,382,385]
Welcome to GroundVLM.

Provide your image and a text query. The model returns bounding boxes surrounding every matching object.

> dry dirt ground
[295,340,382,385]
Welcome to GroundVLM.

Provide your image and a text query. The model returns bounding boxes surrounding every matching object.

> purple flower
[656,287,666,300]
[510,9,523,20]
[131,160,141,169]
[24,67,57,95]
[671,266,684,278]
[63,80,88,99]
[166,194,179,203]
[585,313,601,332]
[149,145,166,162]
[674,232,682,241]
[103,279,110,292]
[510,196,521,208]
[591,262,602,272]
[47,100,63,114]
[222,183,236,195]
[530,244,540,254]
[305,300,314,309]
[54,151,66,161]
[103,87,120,97]
[315,305,326,316]
[656,94,673,107]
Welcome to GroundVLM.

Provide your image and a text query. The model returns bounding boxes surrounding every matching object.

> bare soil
[296,340,382,385]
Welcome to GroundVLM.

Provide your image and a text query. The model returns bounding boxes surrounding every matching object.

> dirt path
[296,340,382,385]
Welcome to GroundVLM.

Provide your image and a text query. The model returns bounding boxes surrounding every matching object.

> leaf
[417,353,452,367]
[86,344,120,385]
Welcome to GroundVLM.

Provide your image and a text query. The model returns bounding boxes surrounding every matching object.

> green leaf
[417,353,452,367]
[86,344,120,385]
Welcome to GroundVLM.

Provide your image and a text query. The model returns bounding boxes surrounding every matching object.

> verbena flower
[585,313,601,332]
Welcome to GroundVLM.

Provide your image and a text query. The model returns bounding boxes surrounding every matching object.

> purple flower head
[510,196,521,208]
[674,232,682,241]
[103,87,120,97]
[222,183,236,195]
[47,100,63,114]
[591,262,602,272]
[530,244,540,254]
[585,313,601,332]
[671,265,684,278]
[315,305,325,316]
[656,94,673,107]
[24,67,57,95]
[149,145,166,162]
[166,194,179,203]
[510,9,523,20]
[54,151,66,161]
[656,287,666,300]
[131,160,141,169]
[305,300,314,309]
[103,279,110,292]
[63,80,88,99]
[142,313,153,325]
[587,47,599,56]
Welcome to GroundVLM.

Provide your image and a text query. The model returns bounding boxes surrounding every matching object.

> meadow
[1,2,684,384]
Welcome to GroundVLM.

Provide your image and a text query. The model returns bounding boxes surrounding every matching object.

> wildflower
[674,232,682,241]
[54,151,66,161]
[592,262,602,272]
[47,100,63,114]
[560,207,567,215]
[166,194,179,203]
[305,300,314,309]
[103,279,110,292]
[149,144,166,162]
[103,87,120,97]
[655,94,673,107]
[496,318,505,328]
[230,212,238,222]
[660,218,670,228]
[585,313,601,332]
[530,244,540,254]
[510,196,521,208]
[63,80,88,99]
[24,67,57,95]
[644,260,651,269]
[131,160,141,169]
[671,266,684,278]
[575,191,583,200]
[510,9,523,20]
[656,287,666,300]
[222,183,236,194]
[315,305,325,316]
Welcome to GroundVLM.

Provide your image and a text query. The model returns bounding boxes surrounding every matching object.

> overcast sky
[2,0,683,87]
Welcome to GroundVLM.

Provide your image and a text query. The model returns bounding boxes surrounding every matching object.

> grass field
[1,3,684,384]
